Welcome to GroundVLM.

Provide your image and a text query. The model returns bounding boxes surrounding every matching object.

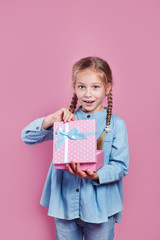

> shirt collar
[75,106,107,120]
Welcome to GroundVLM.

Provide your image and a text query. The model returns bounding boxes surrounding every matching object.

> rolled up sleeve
[21,117,53,145]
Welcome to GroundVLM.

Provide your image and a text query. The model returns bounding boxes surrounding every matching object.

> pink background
[0,0,160,239]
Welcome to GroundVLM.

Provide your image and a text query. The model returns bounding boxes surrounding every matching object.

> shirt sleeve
[92,118,129,186]
[21,117,53,145]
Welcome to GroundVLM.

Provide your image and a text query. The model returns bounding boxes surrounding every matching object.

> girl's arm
[21,108,75,145]
[92,117,129,185]
[21,117,53,145]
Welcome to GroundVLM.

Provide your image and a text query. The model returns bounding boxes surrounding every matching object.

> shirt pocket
[103,133,112,163]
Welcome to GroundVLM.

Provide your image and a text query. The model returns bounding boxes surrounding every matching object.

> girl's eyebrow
[92,83,102,85]
[76,82,85,84]
[76,82,102,85]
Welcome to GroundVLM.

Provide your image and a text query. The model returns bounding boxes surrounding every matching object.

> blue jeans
[54,216,115,240]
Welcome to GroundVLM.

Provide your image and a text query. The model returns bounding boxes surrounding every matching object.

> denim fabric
[54,217,115,240]
[21,106,129,224]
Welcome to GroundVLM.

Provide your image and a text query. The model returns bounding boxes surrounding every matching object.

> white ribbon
[64,122,69,163]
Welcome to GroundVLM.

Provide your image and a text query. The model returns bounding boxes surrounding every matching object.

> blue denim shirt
[21,106,129,223]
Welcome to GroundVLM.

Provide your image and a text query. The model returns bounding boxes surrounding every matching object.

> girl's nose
[85,88,92,97]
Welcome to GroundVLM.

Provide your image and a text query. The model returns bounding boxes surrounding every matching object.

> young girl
[21,56,129,240]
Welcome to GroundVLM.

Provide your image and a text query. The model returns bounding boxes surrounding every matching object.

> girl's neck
[80,105,105,114]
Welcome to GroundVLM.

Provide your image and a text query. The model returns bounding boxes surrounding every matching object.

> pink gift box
[53,119,104,171]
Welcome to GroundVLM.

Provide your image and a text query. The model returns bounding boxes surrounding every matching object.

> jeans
[54,216,115,240]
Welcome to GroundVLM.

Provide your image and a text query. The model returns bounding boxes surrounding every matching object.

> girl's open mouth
[83,100,95,106]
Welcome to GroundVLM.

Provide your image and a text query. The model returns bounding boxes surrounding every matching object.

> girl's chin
[81,105,92,112]
[81,106,96,113]
[81,104,104,113]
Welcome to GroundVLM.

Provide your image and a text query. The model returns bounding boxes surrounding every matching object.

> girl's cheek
[76,92,83,98]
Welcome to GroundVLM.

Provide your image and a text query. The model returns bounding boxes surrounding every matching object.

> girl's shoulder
[111,112,125,123]
[111,112,128,135]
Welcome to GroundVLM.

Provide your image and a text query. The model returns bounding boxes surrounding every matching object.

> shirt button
[87,115,90,118]
[76,188,79,192]
[36,126,40,130]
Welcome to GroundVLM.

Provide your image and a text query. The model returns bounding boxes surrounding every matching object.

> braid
[106,89,113,127]
[97,89,113,150]
[97,130,106,150]
[69,93,78,113]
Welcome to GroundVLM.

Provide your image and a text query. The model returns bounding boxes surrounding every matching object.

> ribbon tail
[72,133,88,139]
[55,136,65,152]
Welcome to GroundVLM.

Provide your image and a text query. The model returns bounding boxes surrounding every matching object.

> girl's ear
[105,83,112,95]
[73,85,76,92]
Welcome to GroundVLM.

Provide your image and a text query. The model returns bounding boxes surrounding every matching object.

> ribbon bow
[55,126,87,151]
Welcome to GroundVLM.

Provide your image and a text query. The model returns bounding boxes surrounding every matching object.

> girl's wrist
[92,173,99,180]
[42,117,53,130]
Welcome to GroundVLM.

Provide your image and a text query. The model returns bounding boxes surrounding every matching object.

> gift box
[53,119,104,171]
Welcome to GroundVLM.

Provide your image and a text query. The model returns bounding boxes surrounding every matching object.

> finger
[63,111,73,122]
[71,115,76,121]
[69,161,76,172]
[86,169,96,179]
[61,108,66,119]
[66,164,75,175]
[75,162,81,173]
[75,163,88,178]
[86,170,99,180]
[63,112,71,122]
[67,113,75,122]
[86,168,94,176]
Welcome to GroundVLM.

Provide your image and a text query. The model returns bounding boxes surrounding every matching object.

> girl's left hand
[66,161,99,180]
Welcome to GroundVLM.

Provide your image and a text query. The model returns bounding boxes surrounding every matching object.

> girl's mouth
[83,100,95,106]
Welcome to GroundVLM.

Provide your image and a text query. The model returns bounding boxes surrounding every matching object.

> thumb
[86,169,93,176]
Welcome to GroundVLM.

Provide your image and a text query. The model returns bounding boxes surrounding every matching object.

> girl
[21,56,129,240]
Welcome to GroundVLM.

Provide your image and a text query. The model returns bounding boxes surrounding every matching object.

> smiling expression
[74,69,111,113]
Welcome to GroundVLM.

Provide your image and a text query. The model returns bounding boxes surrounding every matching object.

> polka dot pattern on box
[53,120,97,164]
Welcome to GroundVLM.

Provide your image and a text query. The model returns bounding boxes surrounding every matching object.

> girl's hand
[66,161,99,181]
[42,108,75,129]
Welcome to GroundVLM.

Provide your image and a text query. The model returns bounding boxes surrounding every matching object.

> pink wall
[0,0,160,239]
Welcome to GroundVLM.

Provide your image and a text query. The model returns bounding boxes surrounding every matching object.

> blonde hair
[69,56,113,150]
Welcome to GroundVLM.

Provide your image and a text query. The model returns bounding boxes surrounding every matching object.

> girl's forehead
[76,69,102,83]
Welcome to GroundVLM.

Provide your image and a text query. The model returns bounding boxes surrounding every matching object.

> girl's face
[74,69,111,113]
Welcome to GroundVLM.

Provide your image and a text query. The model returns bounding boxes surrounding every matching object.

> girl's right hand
[42,108,75,130]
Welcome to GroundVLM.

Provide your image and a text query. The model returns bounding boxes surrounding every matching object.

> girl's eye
[78,85,85,89]
[93,85,99,89]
